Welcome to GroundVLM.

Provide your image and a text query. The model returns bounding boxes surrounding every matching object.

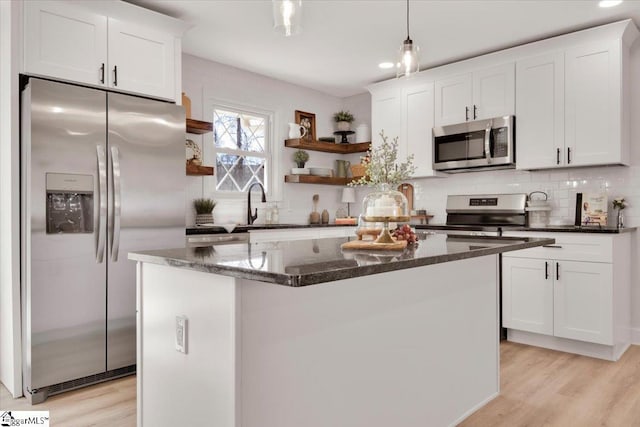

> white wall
[402,41,640,341]
[0,0,23,397]
[182,54,372,226]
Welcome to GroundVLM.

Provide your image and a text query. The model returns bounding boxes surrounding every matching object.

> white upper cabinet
[108,19,176,100]
[434,63,514,126]
[370,86,402,149]
[515,52,565,170]
[369,78,439,178]
[565,41,624,167]
[434,74,472,126]
[402,81,438,178]
[24,1,108,87]
[24,1,181,101]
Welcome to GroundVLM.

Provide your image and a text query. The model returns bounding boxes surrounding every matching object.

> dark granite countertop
[186,223,356,235]
[130,233,554,287]
[415,224,637,234]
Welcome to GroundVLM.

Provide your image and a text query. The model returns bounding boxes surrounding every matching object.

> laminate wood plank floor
[2,343,639,426]
[0,375,136,427]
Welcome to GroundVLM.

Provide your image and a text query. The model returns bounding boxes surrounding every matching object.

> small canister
[355,123,370,143]
[526,191,552,227]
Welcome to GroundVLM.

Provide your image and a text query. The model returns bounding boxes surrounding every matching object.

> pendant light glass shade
[396,0,420,78]
[396,38,420,78]
[273,0,302,37]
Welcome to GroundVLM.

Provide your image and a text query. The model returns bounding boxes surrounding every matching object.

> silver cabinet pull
[111,146,121,262]
[96,145,107,263]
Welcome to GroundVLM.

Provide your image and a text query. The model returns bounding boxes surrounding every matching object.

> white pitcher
[288,123,307,139]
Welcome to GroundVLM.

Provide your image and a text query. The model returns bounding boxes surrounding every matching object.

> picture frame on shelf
[295,110,316,142]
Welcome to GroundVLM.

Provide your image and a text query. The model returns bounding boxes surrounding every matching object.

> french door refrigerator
[21,77,185,403]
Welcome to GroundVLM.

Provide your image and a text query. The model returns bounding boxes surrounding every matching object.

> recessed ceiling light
[599,0,623,7]
[379,62,394,69]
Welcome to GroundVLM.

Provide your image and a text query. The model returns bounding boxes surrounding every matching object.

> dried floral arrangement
[349,131,416,187]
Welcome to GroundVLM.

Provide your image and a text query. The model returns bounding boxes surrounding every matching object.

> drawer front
[502,232,613,263]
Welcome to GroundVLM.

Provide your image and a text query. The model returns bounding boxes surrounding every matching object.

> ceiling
[126,0,640,97]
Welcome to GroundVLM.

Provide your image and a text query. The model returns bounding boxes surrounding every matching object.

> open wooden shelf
[285,139,370,154]
[284,174,355,186]
[186,163,214,176]
[186,118,213,134]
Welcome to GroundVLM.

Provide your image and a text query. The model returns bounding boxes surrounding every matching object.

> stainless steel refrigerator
[21,78,185,403]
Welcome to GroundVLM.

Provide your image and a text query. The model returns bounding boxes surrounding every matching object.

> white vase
[337,121,350,131]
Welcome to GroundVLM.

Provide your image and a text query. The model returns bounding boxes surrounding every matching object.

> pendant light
[273,0,302,37]
[397,0,420,78]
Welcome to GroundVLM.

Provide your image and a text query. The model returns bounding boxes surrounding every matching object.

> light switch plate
[175,315,188,354]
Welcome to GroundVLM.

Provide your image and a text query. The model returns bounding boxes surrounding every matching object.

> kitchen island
[129,233,553,427]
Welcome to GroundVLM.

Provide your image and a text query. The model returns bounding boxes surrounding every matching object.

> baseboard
[631,327,640,345]
[449,391,499,427]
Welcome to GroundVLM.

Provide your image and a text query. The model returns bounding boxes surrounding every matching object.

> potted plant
[293,149,309,168]
[333,110,355,131]
[194,198,216,225]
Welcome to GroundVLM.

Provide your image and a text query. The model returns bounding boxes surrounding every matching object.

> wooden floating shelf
[284,174,355,186]
[186,163,214,176]
[186,118,213,134]
[285,139,370,154]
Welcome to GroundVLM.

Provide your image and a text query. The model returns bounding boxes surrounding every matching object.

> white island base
[136,255,500,427]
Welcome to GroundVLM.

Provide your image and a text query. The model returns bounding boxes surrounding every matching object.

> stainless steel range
[445,193,527,235]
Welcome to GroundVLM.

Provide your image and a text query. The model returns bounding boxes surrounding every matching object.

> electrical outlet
[175,315,188,354]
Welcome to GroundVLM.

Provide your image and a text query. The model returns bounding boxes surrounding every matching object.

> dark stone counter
[130,233,554,287]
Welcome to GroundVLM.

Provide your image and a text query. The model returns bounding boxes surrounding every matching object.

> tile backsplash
[410,164,640,227]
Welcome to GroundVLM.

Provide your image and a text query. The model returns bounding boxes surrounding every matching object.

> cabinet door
[565,41,622,167]
[502,257,553,335]
[108,19,176,100]
[402,81,437,177]
[553,260,613,345]
[24,1,108,86]
[472,63,515,120]
[434,74,472,126]
[371,87,402,149]
[515,53,565,170]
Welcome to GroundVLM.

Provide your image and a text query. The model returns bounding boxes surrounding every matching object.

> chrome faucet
[247,182,266,225]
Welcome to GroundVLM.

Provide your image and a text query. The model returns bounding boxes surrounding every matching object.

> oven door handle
[484,122,492,163]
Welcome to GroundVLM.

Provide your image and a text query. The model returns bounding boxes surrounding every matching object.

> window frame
[202,99,279,201]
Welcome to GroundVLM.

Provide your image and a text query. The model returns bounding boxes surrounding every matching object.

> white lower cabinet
[502,257,553,335]
[501,231,631,360]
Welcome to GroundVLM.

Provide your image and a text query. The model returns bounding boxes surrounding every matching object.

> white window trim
[203,98,281,202]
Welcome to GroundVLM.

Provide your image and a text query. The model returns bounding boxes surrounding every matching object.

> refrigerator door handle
[110,146,122,262]
[96,145,107,263]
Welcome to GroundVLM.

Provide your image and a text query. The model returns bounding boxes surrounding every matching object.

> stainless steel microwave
[433,116,515,173]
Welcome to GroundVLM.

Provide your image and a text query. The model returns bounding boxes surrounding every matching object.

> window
[213,107,270,192]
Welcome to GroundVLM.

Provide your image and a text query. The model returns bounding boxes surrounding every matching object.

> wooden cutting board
[341,239,408,251]
[398,183,414,212]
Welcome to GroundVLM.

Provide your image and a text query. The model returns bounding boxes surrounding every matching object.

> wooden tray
[341,239,407,251]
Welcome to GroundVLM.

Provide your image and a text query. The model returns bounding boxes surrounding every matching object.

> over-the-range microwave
[432,115,515,173]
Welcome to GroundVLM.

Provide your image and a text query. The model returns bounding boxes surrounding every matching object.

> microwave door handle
[484,123,492,163]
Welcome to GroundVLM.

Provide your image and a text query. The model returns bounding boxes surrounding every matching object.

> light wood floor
[1,342,639,426]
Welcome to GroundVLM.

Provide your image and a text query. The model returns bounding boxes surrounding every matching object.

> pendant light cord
[406,0,410,39]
